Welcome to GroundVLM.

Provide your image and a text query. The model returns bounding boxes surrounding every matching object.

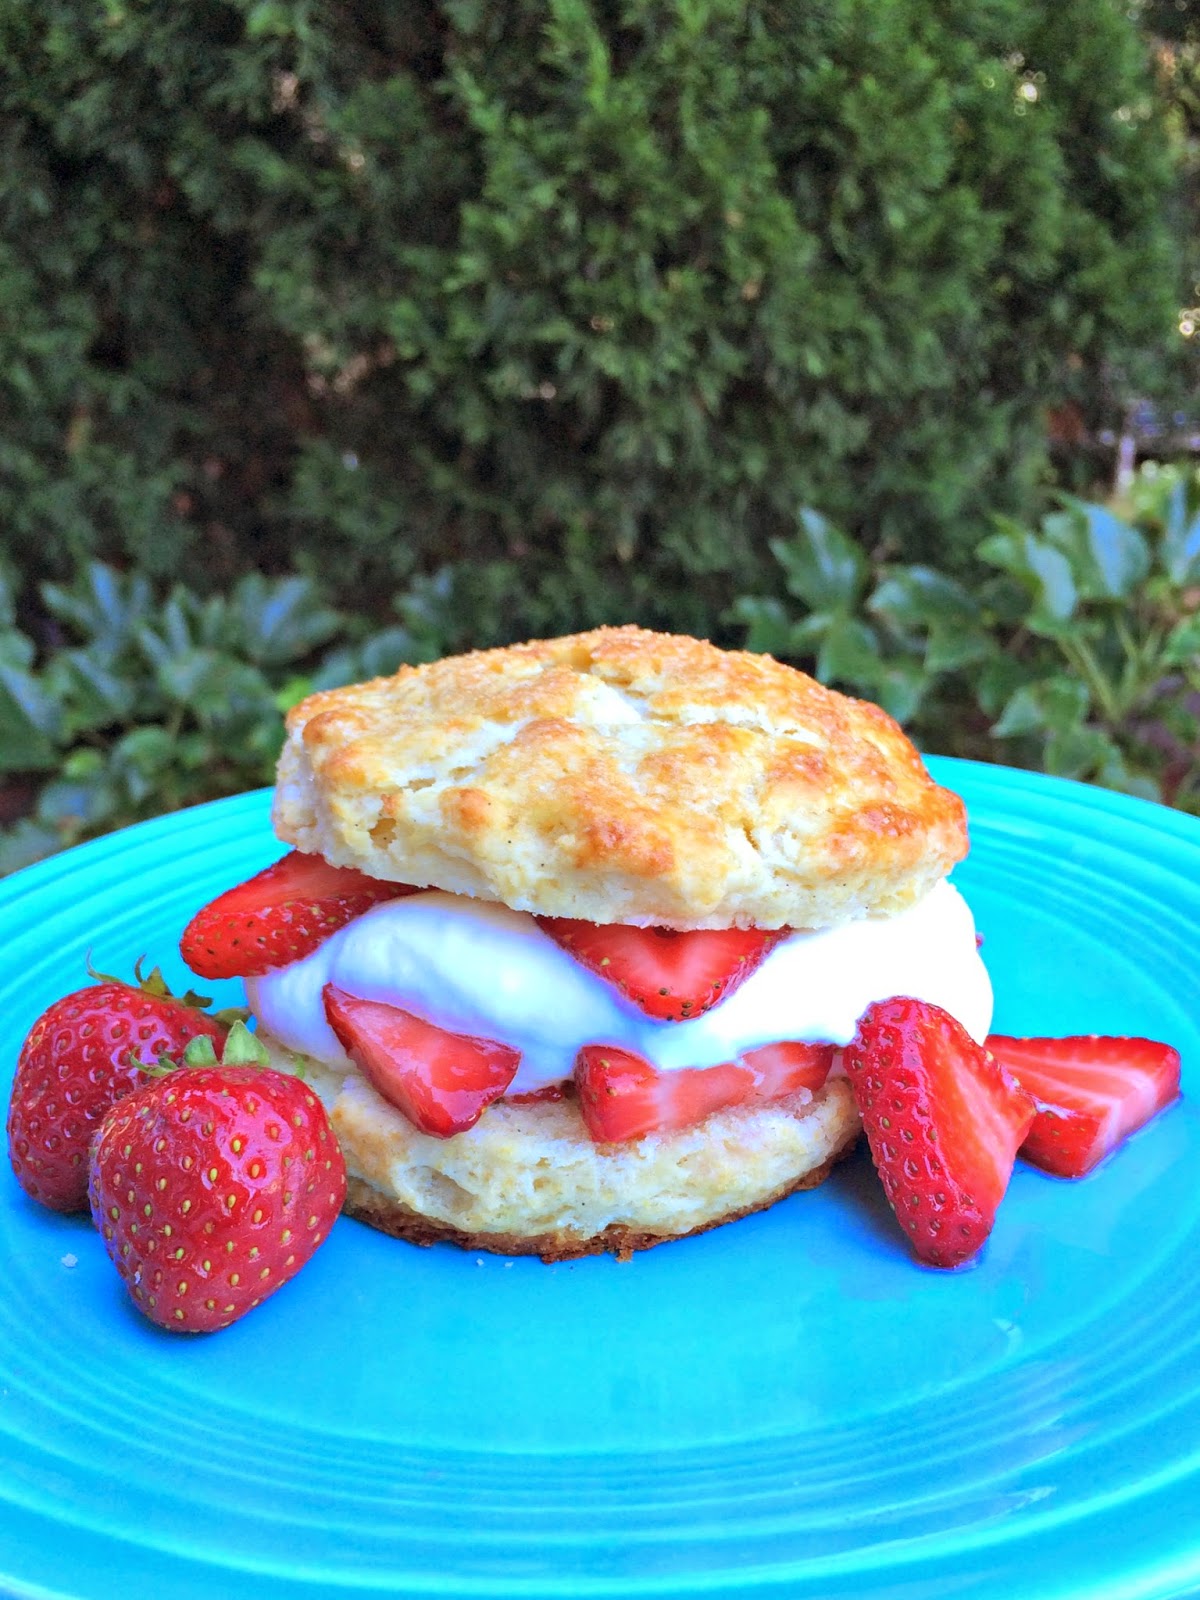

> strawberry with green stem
[88,1021,347,1333]
[7,960,229,1212]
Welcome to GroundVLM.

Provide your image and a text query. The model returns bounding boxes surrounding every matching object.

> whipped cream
[246,881,993,1095]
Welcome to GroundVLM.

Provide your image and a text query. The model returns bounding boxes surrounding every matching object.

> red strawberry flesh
[574,1038,835,1142]
[987,1033,1181,1178]
[575,1046,753,1142]
[536,919,787,1021]
[180,851,417,980]
[740,1041,836,1100]
[844,998,1036,1268]
[323,985,520,1137]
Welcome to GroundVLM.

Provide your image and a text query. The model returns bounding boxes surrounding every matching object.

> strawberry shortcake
[180,627,995,1260]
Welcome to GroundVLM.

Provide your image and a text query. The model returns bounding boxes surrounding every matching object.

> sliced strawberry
[181,851,418,980]
[844,998,1036,1269]
[741,1041,836,1100]
[987,1033,1181,1178]
[575,1045,753,1142]
[322,985,520,1138]
[537,920,787,1021]
[504,1082,575,1106]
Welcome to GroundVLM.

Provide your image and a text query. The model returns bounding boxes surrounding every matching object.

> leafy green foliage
[0,0,1178,612]
[0,4,1191,871]
[733,466,1200,811]
[0,564,418,873]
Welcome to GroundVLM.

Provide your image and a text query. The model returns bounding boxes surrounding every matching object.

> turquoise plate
[1,759,1198,1599]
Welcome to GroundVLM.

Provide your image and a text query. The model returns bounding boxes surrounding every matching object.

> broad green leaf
[979,656,1036,720]
[1079,503,1150,599]
[787,613,835,655]
[1163,614,1200,669]
[41,562,152,658]
[1044,726,1118,780]
[770,509,866,612]
[1091,745,1163,803]
[728,596,793,656]
[156,650,273,718]
[869,566,979,632]
[977,528,1077,623]
[816,616,881,686]
[1040,675,1093,734]
[973,654,1032,719]
[925,623,993,674]
[992,675,1089,739]
[1022,539,1079,622]
[869,658,929,724]
[0,665,63,770]
[35,772,119,832]
[1040,501,1150,600]
[0,628,35,671]
[0,564,16,630]
[0,818,64,875]
[356,625,425,679]
[50,650,138,733]
[1161,479,1200,585]
[232,574,344,667]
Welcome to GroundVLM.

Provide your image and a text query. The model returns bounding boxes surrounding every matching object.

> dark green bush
[0,1,1191,869]
[0,0,1178,622]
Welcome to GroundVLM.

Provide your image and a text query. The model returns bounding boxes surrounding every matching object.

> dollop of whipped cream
[246,881,993,1096]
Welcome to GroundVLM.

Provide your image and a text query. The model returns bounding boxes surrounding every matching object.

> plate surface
[1,759,1198,1600]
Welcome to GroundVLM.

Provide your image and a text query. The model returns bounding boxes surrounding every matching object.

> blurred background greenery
[1,0,1199,872]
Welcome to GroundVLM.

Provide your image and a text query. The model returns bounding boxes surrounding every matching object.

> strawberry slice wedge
[323,985,520,1137]
[575,1046,753,1142]
[741,1041,836,1099]
[537,920,787,1021]
[574,1039,835,1142]
[845,998,1036,1269]
[987,1033,1181,1178]
[181,851,418,980]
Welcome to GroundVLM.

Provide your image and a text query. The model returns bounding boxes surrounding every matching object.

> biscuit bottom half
[257,1030,862,1262]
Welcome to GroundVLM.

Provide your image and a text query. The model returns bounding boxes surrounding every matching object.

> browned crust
[273,625,967,929]
[341,1130,862,1263]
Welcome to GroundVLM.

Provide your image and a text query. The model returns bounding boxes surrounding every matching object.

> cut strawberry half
[575,1045,753,1142]
[323,986,520,1137]
[987,1033,1181,1178]
[537,920,787,1021]
[181,851,418,980]
[844,998,1036,1269]
[573,1039,834,1143]
[741,1041,836,1100]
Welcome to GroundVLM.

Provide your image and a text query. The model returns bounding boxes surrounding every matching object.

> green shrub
[734,465,1200,811]
[0,0,1178,627]
[0,562,407,872]
[0,1,1190,870]
[3,467,1196,877]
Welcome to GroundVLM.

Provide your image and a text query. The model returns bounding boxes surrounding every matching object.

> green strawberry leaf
[221,1019,271,1068]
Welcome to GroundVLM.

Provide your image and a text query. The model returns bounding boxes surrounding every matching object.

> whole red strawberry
[88,1028,346,1333]
[7,966,227,1213]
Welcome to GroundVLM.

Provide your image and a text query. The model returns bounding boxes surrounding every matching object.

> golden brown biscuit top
[272,626,968,929]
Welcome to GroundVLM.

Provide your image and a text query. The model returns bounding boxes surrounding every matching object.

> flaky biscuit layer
[274,626,966,929]
[258,1033,861,1259]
